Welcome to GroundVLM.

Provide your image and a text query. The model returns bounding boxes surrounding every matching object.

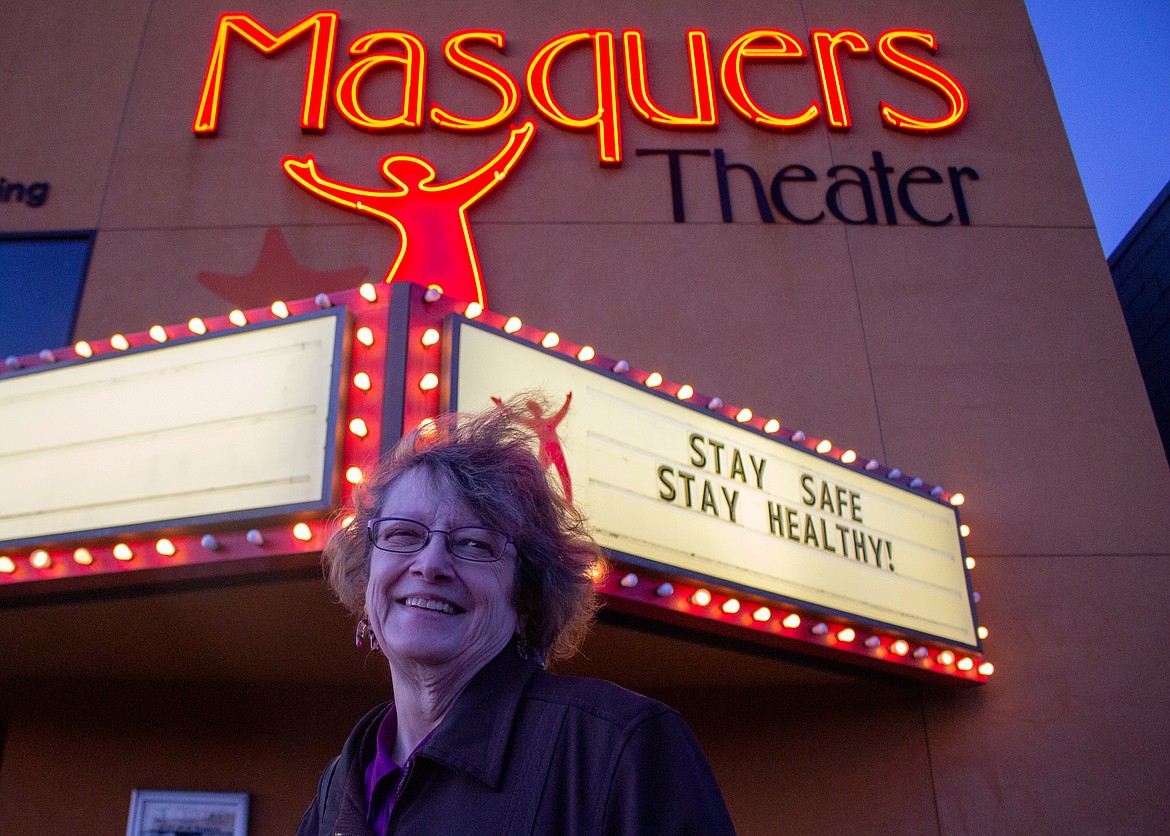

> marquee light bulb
[936,650,956,666]
[418,417,437,436]
[690,588,712,607]
[837,627,856,642]
[156,538,176,557]
[229,309,247,327]
[419,373,439,390]
[149,325,168,343]
[424,286,443,302]
[816,439,833,454]
[577,346,595,362]
[965,556,976,570]
[504,316,522,333]
[782,613,801,629]
[956,657,974,671]
[0,556,14,573]
[464,302,483,318]
[201,535,221,551]
[764,419,780,433]
[619,573,638,588]
[110,334,130,351]
[292,523,313,541]
[356,327,374,346]
[811,622,829,635]
[349,418,368,438]
[359,283,377,302]
[752,606,771,622]
[353,372,372,391]
[30,550,51,569]
[677,384,694,400]
[736,408,752,423]
[950,492,966,506]
[113,543,134,561]
[74,341,93,358]
[73,548,94,566]
[346,467,363,484]
[890,640,910,656]
[341,515,355,528]
[978,626,989,639]
[542,332,561,349]
[978,662,995,676]
[421,328,440,346]
[721,598,741,614]
[960,524,971,537]
[188,317,207,335]
[841,450,857,464]
[645,372,663,388]
[271,300,290,319]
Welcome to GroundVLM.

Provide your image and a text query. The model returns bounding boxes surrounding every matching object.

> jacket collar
[415,640,541,791]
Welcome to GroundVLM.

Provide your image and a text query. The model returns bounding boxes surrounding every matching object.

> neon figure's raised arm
[281,156,379,211]
[446,120,535,201]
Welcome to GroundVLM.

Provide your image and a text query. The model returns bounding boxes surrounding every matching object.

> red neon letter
[431,30,519,130]
[876,30,968,132]
[623,29,717,127]
[193,11,337,133]
[719,30,820,129]
[810,30,870,128]
[334,31,426,130]
[526,31,622,165]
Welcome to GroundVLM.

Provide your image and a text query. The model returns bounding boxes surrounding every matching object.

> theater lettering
[193,11,971,166]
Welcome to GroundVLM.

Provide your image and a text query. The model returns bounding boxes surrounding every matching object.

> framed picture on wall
[126,790,249,836]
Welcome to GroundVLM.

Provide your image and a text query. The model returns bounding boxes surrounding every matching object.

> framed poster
[126,790,249,836]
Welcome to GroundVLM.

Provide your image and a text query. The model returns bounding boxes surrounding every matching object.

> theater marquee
[0,283,988,684]
[448,320,977,649]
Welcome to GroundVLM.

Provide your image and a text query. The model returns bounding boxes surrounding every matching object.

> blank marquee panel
[0,310,346,547]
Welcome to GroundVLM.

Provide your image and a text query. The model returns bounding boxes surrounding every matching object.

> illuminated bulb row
[3,523,321,575]
[67,295,321,365]
[675,582,993,676]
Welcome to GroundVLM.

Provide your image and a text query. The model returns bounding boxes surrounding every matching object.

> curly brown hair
[323,394,603,662]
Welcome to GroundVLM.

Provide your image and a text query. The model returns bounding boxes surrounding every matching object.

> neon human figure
[282,120,535,307]
[493,392,574,503]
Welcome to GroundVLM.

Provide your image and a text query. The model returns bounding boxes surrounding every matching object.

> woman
[298,397,735,835]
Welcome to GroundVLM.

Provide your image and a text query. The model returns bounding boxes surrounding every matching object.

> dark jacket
[297,642,736,835]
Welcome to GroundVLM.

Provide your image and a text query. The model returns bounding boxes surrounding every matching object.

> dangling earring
[356,617,381,652]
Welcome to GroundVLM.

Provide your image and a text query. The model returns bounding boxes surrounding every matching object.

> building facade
[3,1,1170,833]
[1110,179,1170,467]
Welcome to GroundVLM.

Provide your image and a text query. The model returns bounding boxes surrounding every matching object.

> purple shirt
[363,705,435,834]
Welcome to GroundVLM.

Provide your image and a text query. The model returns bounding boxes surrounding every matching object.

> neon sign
[281,122,534,306]
[192,12,971,163]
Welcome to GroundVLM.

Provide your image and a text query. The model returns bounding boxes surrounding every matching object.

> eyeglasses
[367,517,512,563]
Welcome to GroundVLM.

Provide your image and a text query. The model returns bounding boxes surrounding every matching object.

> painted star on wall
[197,226,368,308]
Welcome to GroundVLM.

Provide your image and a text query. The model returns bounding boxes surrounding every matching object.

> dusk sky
[1025,0,1170,257]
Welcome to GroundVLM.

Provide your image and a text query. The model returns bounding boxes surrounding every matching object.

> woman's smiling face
[365,467,519,673]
